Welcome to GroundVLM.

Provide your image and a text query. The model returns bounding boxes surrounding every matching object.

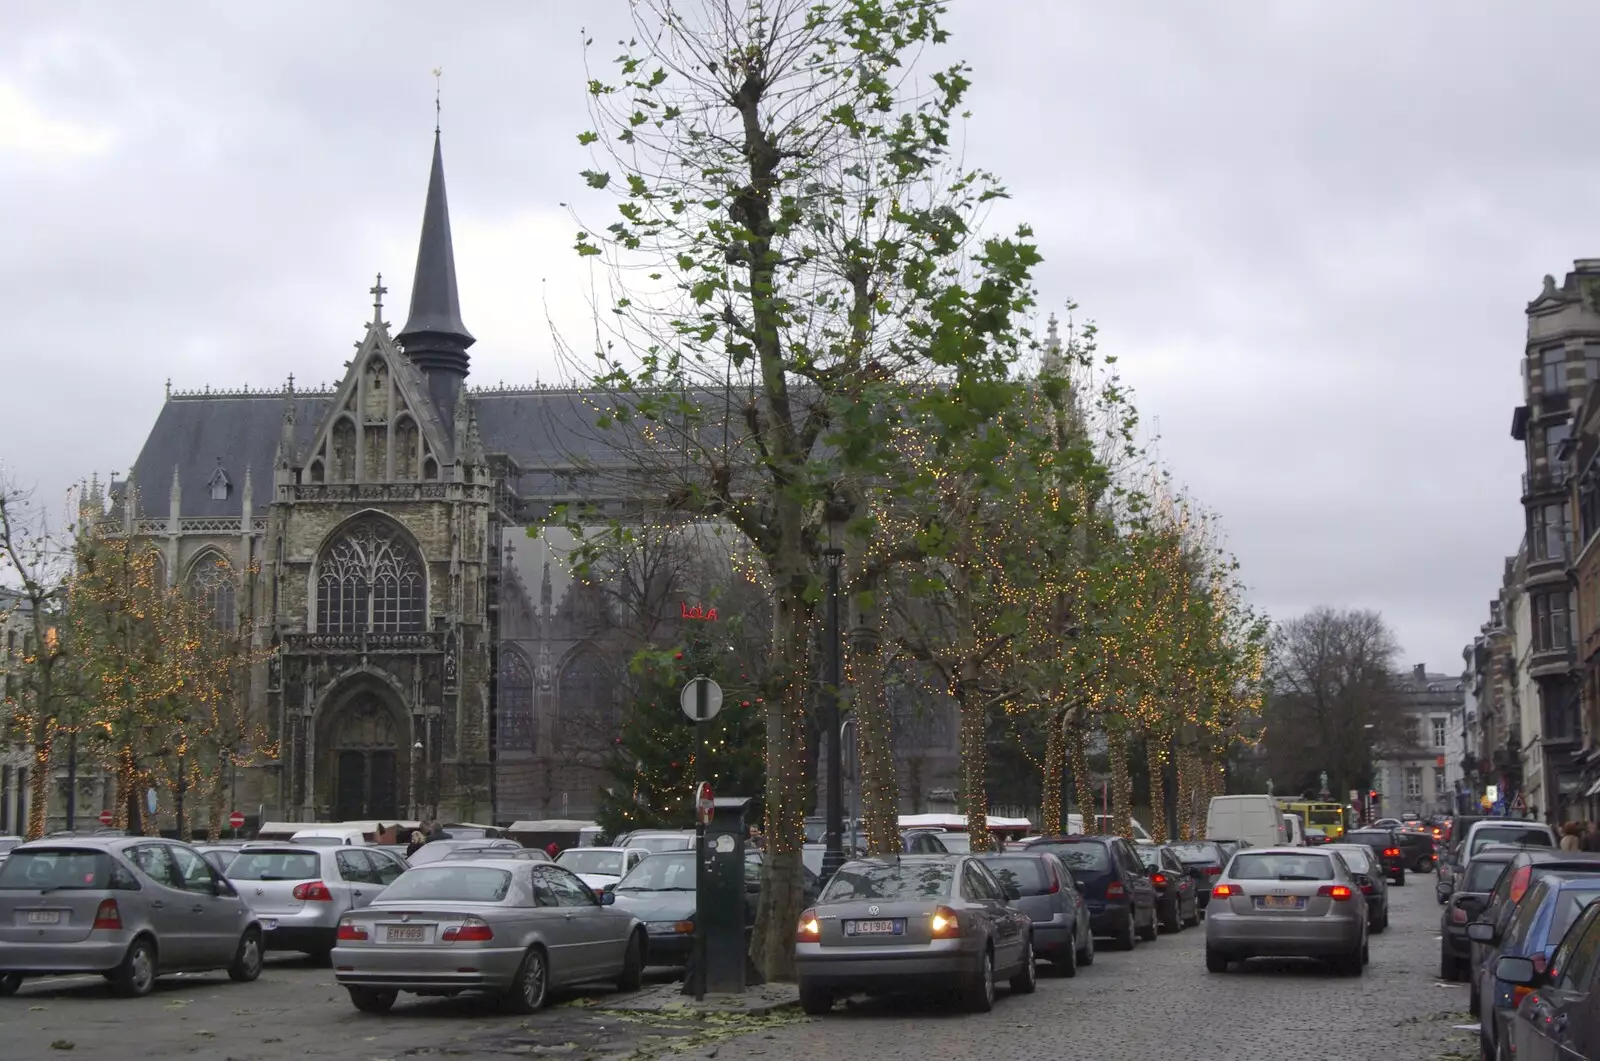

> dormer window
[208,465,232,501]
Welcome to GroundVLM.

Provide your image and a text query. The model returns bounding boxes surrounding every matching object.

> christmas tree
[597,628,766,838]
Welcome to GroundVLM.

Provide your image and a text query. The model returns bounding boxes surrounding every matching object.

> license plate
[26,910,60,925]
[1254,895,1306,911]
[845,919,901,936]
[385,925,426,943]
[261,918,278,931]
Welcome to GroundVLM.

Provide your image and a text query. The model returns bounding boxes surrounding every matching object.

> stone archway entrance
[324,691,405,821]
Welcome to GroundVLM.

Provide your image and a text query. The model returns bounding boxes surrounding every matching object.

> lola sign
[680,602,719,621]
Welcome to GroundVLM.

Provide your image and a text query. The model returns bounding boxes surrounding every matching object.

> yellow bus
[1280,801,1347,841]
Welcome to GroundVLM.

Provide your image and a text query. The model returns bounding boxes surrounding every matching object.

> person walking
[406,824,428,858]
[1584,821,1600,853]
[1561,821,1584,851]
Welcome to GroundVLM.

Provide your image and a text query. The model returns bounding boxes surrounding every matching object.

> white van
[291,827,366,846]
[1206,795,1288,849]
[1282,813,1306,847]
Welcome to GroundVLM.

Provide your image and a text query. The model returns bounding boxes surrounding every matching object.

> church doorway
[327,693,403,821]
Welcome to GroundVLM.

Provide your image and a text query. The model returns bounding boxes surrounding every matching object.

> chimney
[1413,663,1427,682]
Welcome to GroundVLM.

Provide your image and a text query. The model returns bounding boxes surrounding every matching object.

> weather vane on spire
[433,67,443,134]
[371,272,387,320]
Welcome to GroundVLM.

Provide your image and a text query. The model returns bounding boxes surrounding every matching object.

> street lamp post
[821,508,847,883]
[840,715,858,853]
[411,740,423,821]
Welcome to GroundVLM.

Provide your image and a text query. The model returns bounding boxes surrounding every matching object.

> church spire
[396,129,475,428]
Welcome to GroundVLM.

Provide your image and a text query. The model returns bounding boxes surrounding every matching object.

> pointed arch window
[556,650,616,747]
[315,518,426,633]
[188,552,236,631]
[498,645,535,752]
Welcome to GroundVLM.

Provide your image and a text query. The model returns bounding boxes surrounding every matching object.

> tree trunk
[25,733,52,839]
[1068,715,1094,834]
[1145,730,1169,843]
[1107,718,1132,838]
[1039,708,1066,835]
[955,678,994,852]
[748,587,812,982]
[1174,743,1197,840]
[846,564,898,856]
[206,769,226,842]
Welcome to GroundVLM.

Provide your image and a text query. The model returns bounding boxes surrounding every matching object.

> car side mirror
[1466,921,1494,943]
[1495,955,1537,985]
[599,890,615,906]
[1002,883,1021,901]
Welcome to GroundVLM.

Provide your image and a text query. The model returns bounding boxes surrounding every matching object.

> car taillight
[1449,906,1467,924]
[930,906,962,939]
[336,919,368,941]
[1384,848,1400,858]
[1151,872,1168,886]
[92,899,121,930]
[1211,883,1238,899]
[1360,882,1374,895]
[1105,881,1126,899]
[442,917,494,942]
[1205,866,1222,876]
[1510,866,1533,903]
[1045,868,1061,895]
[293,881,333,902]
[796,909,820,942]
[1317,885,1353,901]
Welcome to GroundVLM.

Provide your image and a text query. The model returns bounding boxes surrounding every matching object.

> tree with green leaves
[565,0,1041,978]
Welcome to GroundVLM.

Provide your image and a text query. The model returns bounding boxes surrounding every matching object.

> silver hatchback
[1204,847,1368,976]
[0,836,263,997]
[226,844,407,959]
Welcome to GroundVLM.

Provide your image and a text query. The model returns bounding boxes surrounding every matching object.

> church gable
[302,282,454,485]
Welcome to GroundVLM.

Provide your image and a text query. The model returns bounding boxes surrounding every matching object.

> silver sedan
[331,860,645,1013]
[1204,847,1368,975]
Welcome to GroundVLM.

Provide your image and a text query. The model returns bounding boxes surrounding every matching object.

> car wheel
[110,938,157,998]
[0,973,21,997]
[227,929,263,983]
[1183,899,1200,928]
[1160,899,1180,934]
[1137,909,1158,942]
[1469,982,1480,1016]
[615,930,645,992]
[1334,949,1363,977]
[501,947,550,1015]
[303,947,333,967]
[1393,870,1406,887]
[347,987,397,1014]
[1440,951,1459,982]
[961,949,995,1013]
[1380,908,1390,931]
[1114,915,1137,951]
[1009,940,1037,994]
[1076,926,1095,968]
[1361,940,1369,965]
[798,981,832,1016]
[1055,933,1078,978]
[1417,856,1433,874]
[1205,947,1230,973]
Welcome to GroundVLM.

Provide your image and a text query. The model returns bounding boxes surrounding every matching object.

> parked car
[1206,795,1288,849]
[794,855,1034,1015]
[441,848,551,864]
[332,859,645,1013]
[0,836,22,869]
[1465,849,1600,1012]
[1439,847,1518,982]
[555,847,650,893]
[1471,873,1600,1060]
[1460,820,1557,861]
[1212,839,1250,866]
[978,851,1095,975]
[1168,841,1228,909]
[225,843,407,960]
[1497,897,1600,1060]
[1135,844,1200,931]
[608,850,759,966]
[1345,828,1407,885]
[902,831,950,855]
[611,829,696,853]
[0,836,263,997]
[1204,847,1368,976]
[1393,828,1437,874]
[1322,842,1389,932]
[408,839,525,866]
[1024,835,1158,950]
[192,843,247,875]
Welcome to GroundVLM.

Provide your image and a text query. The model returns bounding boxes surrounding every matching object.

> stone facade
[0,589,34,835]
[1372,664,1465,818]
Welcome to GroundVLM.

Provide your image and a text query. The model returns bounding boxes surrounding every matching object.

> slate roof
[126,392,332,519]
[396,132,474,348]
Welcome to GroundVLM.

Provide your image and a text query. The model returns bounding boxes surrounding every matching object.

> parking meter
[695,796,751,995]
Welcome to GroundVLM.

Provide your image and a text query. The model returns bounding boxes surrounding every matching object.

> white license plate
[385,925,427,943]
[1253,895,1306,911]
[26,910,60,925]
[261,918,278,931]
[846,919,899,936]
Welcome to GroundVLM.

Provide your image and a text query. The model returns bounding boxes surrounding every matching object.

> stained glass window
[188,552,236,631]
[316,519,426,633]
[499,646,535,752]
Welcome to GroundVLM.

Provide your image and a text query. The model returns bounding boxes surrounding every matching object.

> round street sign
[98,809,114,826]
[229,811,246,830]
[680,677,724,722]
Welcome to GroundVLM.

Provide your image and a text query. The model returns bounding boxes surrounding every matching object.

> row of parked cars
[1428,816,1600,1061]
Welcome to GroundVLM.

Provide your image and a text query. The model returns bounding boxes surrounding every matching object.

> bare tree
[1262,607,1405,801]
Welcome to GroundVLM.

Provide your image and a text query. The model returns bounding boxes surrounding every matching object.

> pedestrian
[545,841,561,859]
[1561,822,1583,851]
[406,826,427,858]
[428,820,448,842]
[1585,821,1600,853]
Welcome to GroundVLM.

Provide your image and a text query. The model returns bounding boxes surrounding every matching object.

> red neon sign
[680,602,719,621]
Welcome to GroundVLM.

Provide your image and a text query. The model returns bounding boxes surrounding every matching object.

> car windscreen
[1170,843,1218,863]
[1471,827,1553,854]
[616,853,697,891]
[1229,853,1335,881]
[1136,847,1160,868]
[936,833,972,853]
[820,861,954,902]
[558,850,625,876]
[1346,832,1390,846]
[226,850,321,881]
[1030,842,1111,873]
[1463,858,1511,892]
[981,857,1051,897]
[1549,888,1600,942]
[630,834,694,853]
[1330,848,1373,873]
[0,849,118,890]
[378,866,513,903]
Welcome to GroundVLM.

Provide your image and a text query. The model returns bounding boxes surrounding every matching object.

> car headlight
[646,920,684,935]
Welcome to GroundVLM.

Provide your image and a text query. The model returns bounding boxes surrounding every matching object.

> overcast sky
[3,1,1588,673]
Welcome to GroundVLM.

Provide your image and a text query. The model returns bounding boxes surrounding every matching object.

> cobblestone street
[3,873,1478,1061]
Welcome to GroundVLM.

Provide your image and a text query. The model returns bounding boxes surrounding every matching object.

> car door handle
[564,912,577,920]
[353,890,364,897]
[150,901,165,910]
[191,904,204,913]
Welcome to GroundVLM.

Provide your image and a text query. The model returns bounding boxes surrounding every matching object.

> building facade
[94,131,960,830]
[1372,664,1466,818]
[0,589,34,836]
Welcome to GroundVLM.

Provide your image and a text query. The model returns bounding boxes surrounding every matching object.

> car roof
[560,846,641,853]
[1028,834,1114,844]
